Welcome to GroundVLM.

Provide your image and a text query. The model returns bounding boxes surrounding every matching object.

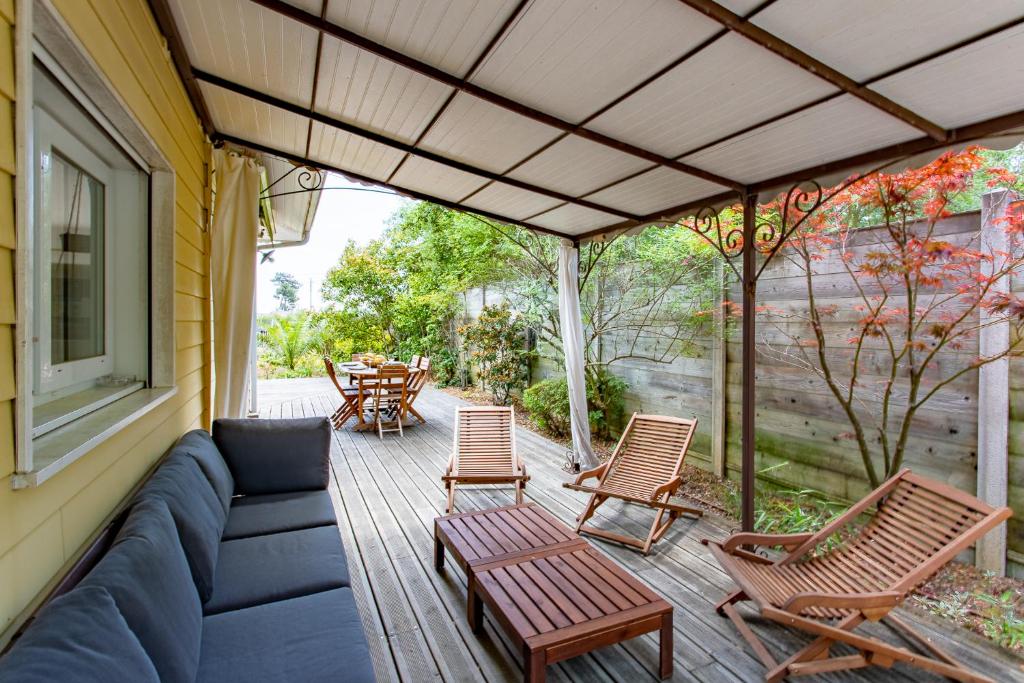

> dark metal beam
[147,0,215,135]
[194,69,643,222]
[247,0,744,191]
[578,106,1024,243]
[213,133,575,242]
[676,0,947,141]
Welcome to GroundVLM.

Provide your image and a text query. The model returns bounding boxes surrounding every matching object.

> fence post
[976,189,1013,575]
[711,259,728,478]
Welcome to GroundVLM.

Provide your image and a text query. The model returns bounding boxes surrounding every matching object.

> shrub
[460,305,531,405]
[522,378,572,437]
[522,372,628,440]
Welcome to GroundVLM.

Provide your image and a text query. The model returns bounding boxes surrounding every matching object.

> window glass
[48,151,105,365]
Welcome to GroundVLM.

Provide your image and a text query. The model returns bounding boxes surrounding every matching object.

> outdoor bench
[0,417,375,683]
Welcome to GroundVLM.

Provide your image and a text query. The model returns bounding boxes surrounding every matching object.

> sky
[256,175,408,314]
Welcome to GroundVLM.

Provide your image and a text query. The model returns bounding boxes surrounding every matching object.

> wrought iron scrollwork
[261,164,327,200]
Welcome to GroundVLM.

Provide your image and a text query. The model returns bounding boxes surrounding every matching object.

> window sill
[32,381,146,438]
[12,387,178,489]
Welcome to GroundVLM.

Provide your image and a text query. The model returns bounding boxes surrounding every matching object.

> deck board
[257,380,1024,683]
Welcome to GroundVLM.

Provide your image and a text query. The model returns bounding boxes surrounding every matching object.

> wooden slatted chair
[405,356,430,425]
[442,406,529,513]
[704,469,1011,683]
[368,365,409,439]
[563,413,702,554]
[323,357,370,429]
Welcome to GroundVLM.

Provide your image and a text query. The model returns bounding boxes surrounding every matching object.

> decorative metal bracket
[260,162,402,200]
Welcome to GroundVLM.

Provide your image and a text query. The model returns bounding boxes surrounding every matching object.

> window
[29,62,150,436]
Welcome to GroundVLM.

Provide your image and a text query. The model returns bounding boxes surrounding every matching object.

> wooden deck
[257,380,1024,683]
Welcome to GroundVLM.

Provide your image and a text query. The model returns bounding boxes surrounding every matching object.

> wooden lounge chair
[704,469,1011,683]
[406,356,430,424]
[442,406,528,513]
[563,413,702,554]
[324,357,369,429]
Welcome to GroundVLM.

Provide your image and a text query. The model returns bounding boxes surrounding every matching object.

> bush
[460,305,531,405]
[522,372,627,440]
[522,378,572,437]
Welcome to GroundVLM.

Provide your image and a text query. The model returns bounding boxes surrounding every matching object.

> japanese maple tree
[761,148,1024,487]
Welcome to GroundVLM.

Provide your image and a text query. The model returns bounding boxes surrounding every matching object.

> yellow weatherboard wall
[0,0,212,638]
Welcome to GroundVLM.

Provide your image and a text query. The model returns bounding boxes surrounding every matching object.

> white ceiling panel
[470,0,723,123]
[389,156,488,202]
[588,33,838,158]
[201,82,308,156]
[872,24,1024,129]
[307,123,406,182]
[417,93,561,174]
[315,38,454,144]
[506,136,649,197]
[752,0,1024,82]
[325,0,518,76]
[461,182,563,221]
[584,167,729,217]
[680,96,921,185]
[171,0,317,106]
[531,204,621,236]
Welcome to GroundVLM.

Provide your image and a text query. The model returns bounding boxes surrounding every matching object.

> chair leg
[514,479,523,504]
[643,508,667,555]
[446,482,456,514]
[574,494,602,533]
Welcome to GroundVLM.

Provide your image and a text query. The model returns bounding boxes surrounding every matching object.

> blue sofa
[0,417,376,683]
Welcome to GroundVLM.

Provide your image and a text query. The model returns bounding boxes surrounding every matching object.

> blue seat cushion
[0,586,160,682]
[197,588,375,683]
[203,526,349,615]
[176,429,235,516]
[213,417,330,495]
[80,498,202,683]
[222,490,336,541]
[136,454,225,601]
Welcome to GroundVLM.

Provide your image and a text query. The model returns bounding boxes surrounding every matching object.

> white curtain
[557,240,597,469]
[211,149,260,419]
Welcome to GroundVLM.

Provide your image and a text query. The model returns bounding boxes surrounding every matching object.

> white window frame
[13,0,180,488]
[33,107,116,394]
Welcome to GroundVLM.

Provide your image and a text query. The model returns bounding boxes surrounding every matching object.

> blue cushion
[80,498,202,683]
[213,418,330,495]
[136,454,225,601]
[222,490,336,541]
[198,588,375,683]
[176,429,235,516]
[0,586,160,682]
[203,526,349,615]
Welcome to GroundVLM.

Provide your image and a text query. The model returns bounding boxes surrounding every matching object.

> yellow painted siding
[0,0,212,638]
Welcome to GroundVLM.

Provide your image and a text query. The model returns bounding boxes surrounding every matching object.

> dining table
[339,362,422,432]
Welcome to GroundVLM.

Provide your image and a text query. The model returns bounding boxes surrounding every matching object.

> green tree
[262,311,310,370]
[271,272,301,311]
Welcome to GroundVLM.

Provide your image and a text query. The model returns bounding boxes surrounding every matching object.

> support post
[977,189,1013,574]
[740,192,759,533]
[711,258,728,478]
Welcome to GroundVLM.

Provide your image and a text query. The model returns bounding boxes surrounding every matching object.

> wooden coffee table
[434,504,673,682]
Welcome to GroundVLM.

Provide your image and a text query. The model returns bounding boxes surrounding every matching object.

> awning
[154,0,1024,241]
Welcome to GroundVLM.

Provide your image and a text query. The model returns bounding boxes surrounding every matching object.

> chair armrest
[782,591,901,620]
[573,463,607,486]
[212,417,330,495]
[651,476,682,499]
[722,532,814,553]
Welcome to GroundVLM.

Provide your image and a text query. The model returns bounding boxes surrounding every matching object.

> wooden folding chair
[442,406,529,513]
[704,469,1011,683]
[406,356,430,424]
[368,365,409,439]
[324,357,369,429]
[563,413,702,554]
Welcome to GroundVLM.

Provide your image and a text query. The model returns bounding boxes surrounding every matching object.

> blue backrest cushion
[213,417,330,495]
[80,498,202,683]
[135,454,225,601]
[176,429,234,515]
[0,585,160,682]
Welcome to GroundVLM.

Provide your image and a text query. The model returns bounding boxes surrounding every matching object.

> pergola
[153,0,1024,531]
